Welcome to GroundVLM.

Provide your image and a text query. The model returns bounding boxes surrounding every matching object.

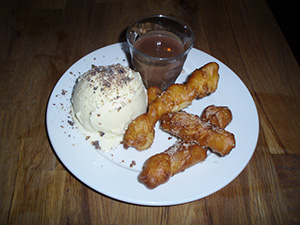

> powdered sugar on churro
[165,140,182,156]
[165,140,198,156]
[160,111,236,155]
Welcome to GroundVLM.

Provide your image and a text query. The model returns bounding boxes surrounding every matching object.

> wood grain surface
[0,0,299,224]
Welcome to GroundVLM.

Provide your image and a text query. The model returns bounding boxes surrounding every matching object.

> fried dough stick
[160,111,235,156]
[139,140,208,189]
[139,105,233,189]
[123,62,220,150]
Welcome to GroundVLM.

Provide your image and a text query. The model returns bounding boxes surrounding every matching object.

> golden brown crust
[160,111,236,156]
[138,153,171,189]
[138,141,208,189]
[139,105,234,189]
[123,62,220,151]
[147,86,162,105]
[123,114,154,149]
[200,105,232,129]
[168,141,208,175]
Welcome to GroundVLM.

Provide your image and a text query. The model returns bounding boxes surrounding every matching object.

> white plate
[46,42,259,206]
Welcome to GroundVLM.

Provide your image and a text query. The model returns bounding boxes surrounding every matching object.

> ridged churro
[139,140,208,189]
[123,62,220,150]
[139,105,234,189]
[160,111,235,156]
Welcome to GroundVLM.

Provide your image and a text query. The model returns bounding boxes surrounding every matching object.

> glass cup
[126,15,195,91]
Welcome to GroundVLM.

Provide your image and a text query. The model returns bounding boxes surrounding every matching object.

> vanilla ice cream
[71,64,147,150]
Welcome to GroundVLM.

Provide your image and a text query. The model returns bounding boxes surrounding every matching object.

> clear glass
[126,15,195,91]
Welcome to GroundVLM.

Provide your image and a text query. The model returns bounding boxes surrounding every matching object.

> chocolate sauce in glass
[134,32,184,58]
[132,31,186,91]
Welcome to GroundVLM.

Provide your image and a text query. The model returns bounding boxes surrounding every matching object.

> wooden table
[1,0,299,224]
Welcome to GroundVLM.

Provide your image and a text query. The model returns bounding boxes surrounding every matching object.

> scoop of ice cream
[71,64,147,150]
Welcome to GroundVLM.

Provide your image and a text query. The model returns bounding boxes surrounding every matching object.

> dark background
[266,0,299,64]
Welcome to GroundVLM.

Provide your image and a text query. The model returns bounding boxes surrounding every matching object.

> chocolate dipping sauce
[132,31,186,91]
[134,32,184,58]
